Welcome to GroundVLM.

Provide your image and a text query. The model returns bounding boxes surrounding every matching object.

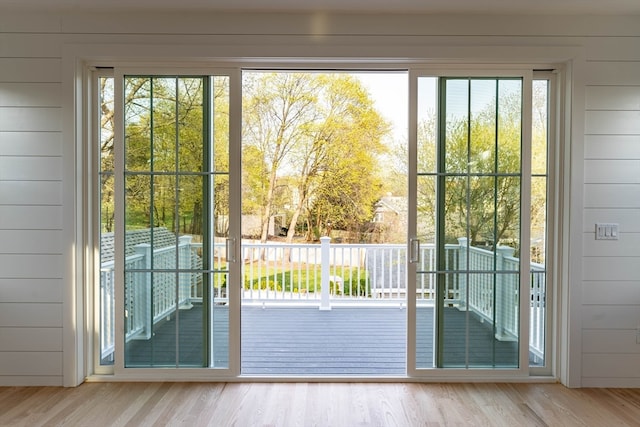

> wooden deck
[124,304,519,374]
[242,306,407,375]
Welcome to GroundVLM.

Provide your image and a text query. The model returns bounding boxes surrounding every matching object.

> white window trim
[67,43,582,385]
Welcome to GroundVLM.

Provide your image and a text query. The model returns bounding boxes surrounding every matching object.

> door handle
[409,238,420,263]
[226,237,237,263]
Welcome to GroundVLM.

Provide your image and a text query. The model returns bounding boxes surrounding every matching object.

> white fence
[100,237,546,362]
[99,236,200,359]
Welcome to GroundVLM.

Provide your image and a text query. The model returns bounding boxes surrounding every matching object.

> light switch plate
[595,223,619,240]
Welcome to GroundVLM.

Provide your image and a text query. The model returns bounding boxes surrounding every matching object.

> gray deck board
[242,306,407,375]
[124,304,519,374]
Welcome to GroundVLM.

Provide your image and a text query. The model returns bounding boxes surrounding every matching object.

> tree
[101,76,230,238]
[123,77,206,234]
[242,73,322,242]
[413,79,525,250]
[308,145,386,241]
[242,72,390,243]
[284,74,390,242]
[530,80,550,263]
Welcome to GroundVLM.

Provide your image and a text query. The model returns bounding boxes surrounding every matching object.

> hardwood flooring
[1,382,638,426]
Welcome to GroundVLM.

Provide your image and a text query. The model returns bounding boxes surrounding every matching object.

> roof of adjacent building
[100,227,179,263]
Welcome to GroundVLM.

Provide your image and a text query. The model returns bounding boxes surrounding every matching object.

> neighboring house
[371,194,407,243]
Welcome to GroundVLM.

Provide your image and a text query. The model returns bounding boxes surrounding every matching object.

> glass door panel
[97,73,115,368]
[414,75,524,370]
[118,74,230,368]
[529,76,552,369]
[415,76,438,368]
[438,77,522,368]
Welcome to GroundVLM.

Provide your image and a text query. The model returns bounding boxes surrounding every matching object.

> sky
[352,72,409,143]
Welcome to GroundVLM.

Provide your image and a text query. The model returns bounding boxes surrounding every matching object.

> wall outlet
[595,223,619,240]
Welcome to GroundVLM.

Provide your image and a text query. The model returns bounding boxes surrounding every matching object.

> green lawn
[243,264,370,296]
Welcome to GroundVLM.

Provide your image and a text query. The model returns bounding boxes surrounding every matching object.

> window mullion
[519,71,534,373]
[113,68,126,376]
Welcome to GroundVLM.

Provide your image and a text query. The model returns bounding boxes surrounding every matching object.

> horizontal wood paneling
[0,279,63,303]
[0,352,62,376]
[582,233,640,257]
[0,107,61,132]
[0,303,62,328]
[583,183,640,208]
[585,61,640,86]
[0,157,62,181]
[0,254,64,279]
[584,135,640,159]
[582,330,640,354]
[0,230,63,254]
[0,83,62,107]
[0,206,63,229]
[0,58,61,83]
[0,24,67,387]
[0,131,62,156]
[582,256,640,281]
[585,110,640,135]
[0,327,62,351]
[582,354,640,378]
[583,208,640,232]
[582,281,640,305]
[585,86,640,110]
[0,34,62,58]
[0,11,61,33]
[581,305,640,329]
[55,12,640,37]
[584,56,640,386]
[0,181,62,205]
[583,159,640,183]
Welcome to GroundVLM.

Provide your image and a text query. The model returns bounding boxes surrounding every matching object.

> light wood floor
[1,382,639,426]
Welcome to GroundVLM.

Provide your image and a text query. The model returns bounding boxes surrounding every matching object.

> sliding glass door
[411,71,540,372]
[97,70,236,371]
[94,65,553,379]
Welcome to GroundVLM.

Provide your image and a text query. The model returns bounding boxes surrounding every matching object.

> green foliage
[242,72,390,242]
[101,76,230,237]
[242,265,370,296]
[342,278,370,297]
[103,72,391,242]
[415,78,527,250]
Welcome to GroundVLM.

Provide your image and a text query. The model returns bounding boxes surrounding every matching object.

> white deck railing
[100,237,546,363]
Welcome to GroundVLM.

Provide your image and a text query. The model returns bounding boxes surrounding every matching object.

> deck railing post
[320,236,331,311]
[457,237,469,309]
[178,235,193,309]
[134,243,152,340]
[100,265,115,359]
[495,245,516,341]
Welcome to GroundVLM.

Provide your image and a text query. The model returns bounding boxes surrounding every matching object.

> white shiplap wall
[0,39,65,385]
[582,46,640,387]
[0,10,639,387]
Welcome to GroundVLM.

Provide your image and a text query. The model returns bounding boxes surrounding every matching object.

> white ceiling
[1,0,640,15]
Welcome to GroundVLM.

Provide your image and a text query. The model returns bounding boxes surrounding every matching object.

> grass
[243,262,370,296]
